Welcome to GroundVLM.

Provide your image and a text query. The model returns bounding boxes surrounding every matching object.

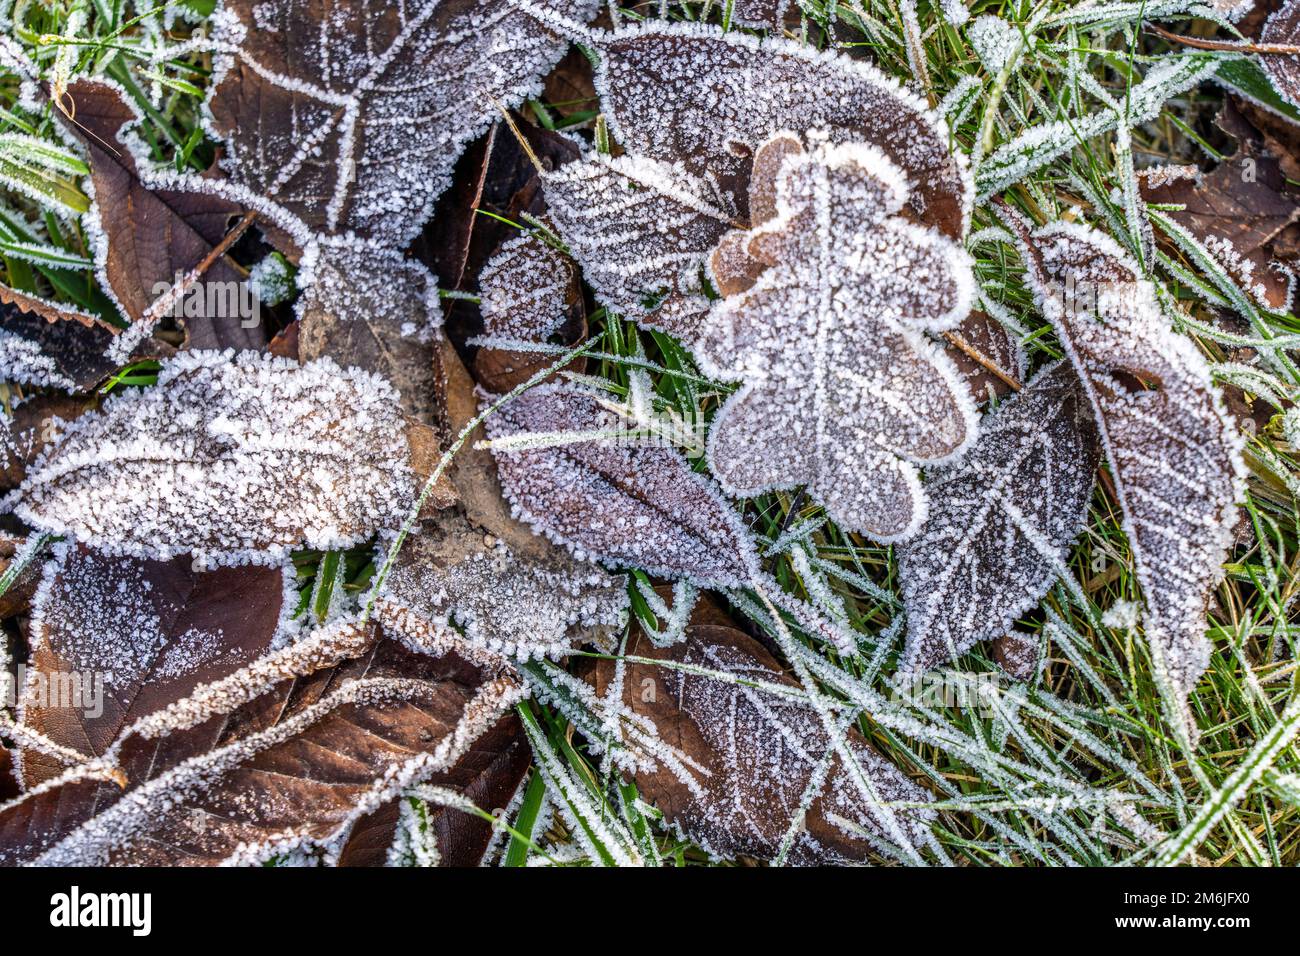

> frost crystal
[374,509,628,663]
[695,137,979,541]
[478,231,575,341]
[593,21,972,237]
[1004,211,1246,698]
[207,0,599,244]
[543,152,732,337]
[593,625,936,864]
[485,382,760,587]
[16,350,418,566]
[967,15,1019,73]
[897,362,1100,673]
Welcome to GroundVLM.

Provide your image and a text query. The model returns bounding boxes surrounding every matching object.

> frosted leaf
[591,623,936,864]
[896,362,1100,674]
[1002,210,1246,697]
[0,285,123,391]
[543,151,732,337]
[484,381,760,587]
[207,0,599,244]
[374,509,628,663]
[3,641,526,865]
[295,238,443,425]
[17,543,292,786]
[992,631,1039,681]
[593,21,973,237]
[695,137,979,541]
[1261,0,1300,109]
[478,231,576,342]
[15,350,419,566]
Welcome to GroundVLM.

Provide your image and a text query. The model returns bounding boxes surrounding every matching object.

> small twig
[942,330,1024,392]
[1146,22,1300,55]
[140,209,257,323]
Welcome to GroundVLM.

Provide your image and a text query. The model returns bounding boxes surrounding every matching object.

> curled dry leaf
[543,151,732,337]
[0,284,125,391]
[695,136,978,541]
[207,0,599,245]
[17,543,292,787]
[15,350,420,566]
[61,80,264,353]
[295,240,443,426]
[484,381,760,587]
[896,362,1100,674]
[588,21,972,236]
[373,507,628,664]
[1001,209,1245,700]
[2,637,526,865]
[591,622,936,864]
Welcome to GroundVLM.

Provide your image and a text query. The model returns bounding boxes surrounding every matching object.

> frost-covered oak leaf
[542,151,733,337]
[485,382,760,588]
[17,543,292,787]
[896,362,1100,673]
[695,138,979,541]
[1002,209,1245,697]
[591,21,972,237]
[592,623,936,864]
[208,0,599,245]
[374,508,628,663]
[15,350,420,566]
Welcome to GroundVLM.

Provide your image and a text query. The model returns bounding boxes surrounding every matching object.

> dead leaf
[591,21,972,236]
[17,544,290,787]
[0,284,124,391]
[1001,208,1245,709]
[591,621,936,864]
[945,310,1027,402]
[0,392,89,490]
[207,0,599,245]
[60,80,265,351]
[897,362,1099,673]
[484,381,760,587]
[16,350,421,566]
[695,135,978,541]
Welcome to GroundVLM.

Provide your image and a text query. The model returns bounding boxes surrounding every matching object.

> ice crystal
[694,137,979,541]
[592,21,972,237]
[373,509,628,663]
[896,362,1100,673]
[1004,211,1246,699]
[543,151,732,337]
[16,350,418,566]
[484,381,760,587]
[207,0,599,244]
[478,231,575,341]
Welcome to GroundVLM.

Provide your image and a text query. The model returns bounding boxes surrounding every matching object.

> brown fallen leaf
[485,381,760,587]
[60,81,265,351]
[1141,104,1300,312]
[0,747,15,802]
[0,392,89,491]
[1000,207,1245,724]
[207,0,598,246]
[17,544,290,787]
[0,284,125,391]
[295,242,443,427]
[336,715,532,866]
[1,637,525,865]
[944,310,1026,402]
[591,621,936,864]
[374,507,627,665]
